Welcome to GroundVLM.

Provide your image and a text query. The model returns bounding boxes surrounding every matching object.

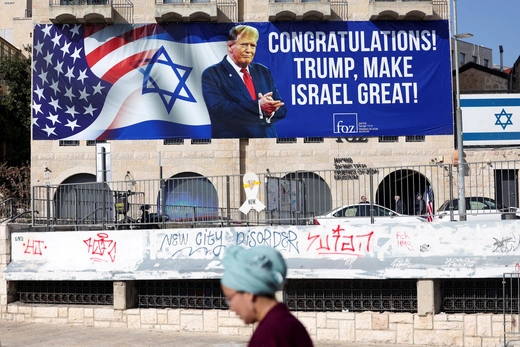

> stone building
[24,0,461,213]
[0,0,516,222]
[3,2,520,347]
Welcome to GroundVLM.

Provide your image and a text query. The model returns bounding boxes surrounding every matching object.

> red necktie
[241,67,256,100]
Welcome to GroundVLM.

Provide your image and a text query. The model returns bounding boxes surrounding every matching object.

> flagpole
[452,0,467,221]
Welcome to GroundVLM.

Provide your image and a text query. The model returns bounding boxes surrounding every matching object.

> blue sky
[453,0,519,68]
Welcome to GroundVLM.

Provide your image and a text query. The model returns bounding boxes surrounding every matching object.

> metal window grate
[304,137,324,143]
[442,278,513,313]
[378,136,399,143]
[503,273,520,345]
[12,279,520,314]
[164,138,184,145]
[59,140,80,146]
[276,138,297,144]
[191,139,211,145]
[285,279,417,312]
[86,140,107,146]
[138,280,228,309]
[17,281,113,305]
[405,136,425,142]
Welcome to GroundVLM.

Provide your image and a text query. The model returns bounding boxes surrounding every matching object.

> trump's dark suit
[201,56,286,138]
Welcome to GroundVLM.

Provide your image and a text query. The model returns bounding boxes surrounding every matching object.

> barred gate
[503,273,520,347]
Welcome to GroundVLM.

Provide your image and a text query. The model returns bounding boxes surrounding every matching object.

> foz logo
[333,113,358,134]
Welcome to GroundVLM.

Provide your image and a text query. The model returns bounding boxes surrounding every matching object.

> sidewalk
[0,320,422,347]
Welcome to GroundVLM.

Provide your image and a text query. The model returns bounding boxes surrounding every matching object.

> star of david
[140,46,195,113]
[494,108,513,130]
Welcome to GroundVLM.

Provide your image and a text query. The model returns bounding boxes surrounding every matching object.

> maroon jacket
[248,303,314,347]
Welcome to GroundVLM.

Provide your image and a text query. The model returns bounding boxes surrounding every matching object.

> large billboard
[462,94,520,147]
[32,21,453,140]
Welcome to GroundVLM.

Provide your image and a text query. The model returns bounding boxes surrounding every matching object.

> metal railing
[18,277,510,314]
[27,159,520,230]
[154,0,237,22]
[0,198,32,223]
[330,0,348,20]
[49,0,111,5]
[503,273,520,347]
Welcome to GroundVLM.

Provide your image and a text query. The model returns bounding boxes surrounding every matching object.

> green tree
[0,45,31,166]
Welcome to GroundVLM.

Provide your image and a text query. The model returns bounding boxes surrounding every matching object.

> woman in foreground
[221,245,314,347]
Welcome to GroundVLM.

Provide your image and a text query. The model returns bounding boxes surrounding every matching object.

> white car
[436,197,520,222]
[311,203,426,225]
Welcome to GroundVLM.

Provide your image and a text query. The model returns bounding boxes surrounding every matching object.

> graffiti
[307,225,373,256]
[515,263,520,273]
[344,257,357,268]
[161,230,226,257]
[391,258,411,269]
[420,244,430,252]
[23,239,46,256]
[396,231,413,251]
[161,232,190,249]
[445,258,475,268]
[171,245,226,258]
[492,235,519,253]
[236,229,299,253]
[196,230,223,246]
[83,233,116,262]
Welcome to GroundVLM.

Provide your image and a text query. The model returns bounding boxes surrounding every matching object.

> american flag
[32,24,227,141]
[425,186,434,222]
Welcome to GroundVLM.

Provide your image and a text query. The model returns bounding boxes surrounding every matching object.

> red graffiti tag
[396,231,414,251]
[515,263,520,273]
[307,225,374,256]
[23,239,46,255]
[83,233,117,262]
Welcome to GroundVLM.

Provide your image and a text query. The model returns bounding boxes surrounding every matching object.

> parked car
[436,197,520,222]
[311,203,426,225]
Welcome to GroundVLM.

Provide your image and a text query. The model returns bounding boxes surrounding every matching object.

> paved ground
[0,320,424,347]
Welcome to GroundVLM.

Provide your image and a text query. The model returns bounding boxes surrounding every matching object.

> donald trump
[201,25,286,138]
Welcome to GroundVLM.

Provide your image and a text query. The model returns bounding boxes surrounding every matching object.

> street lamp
[452,0,472,222]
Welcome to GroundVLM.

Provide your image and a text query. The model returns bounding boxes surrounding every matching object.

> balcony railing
[50,0,111,5]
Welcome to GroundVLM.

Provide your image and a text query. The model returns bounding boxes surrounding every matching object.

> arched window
[55,173,112,223]
[163,172,218,222]
[284,171,332,218]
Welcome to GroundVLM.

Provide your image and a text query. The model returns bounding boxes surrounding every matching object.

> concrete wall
[2,222,520,346]
[6,221,520,280]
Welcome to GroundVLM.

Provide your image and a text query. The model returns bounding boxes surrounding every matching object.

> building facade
[3,2,520,346]
[27,0,460,200]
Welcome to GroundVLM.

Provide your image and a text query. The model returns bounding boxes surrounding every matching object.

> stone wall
[31,136,458,188]
[0,303,512,347]
[459,69,509,91]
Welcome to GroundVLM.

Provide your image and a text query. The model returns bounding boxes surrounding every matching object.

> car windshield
[438,197,502,212]
[438,200,456,211]
[469,197,500,210]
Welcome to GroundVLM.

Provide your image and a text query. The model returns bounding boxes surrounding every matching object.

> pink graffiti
[396,231,414,251]
[83,232,117,262]
[23,239,46,255]
[307,225,374,256]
